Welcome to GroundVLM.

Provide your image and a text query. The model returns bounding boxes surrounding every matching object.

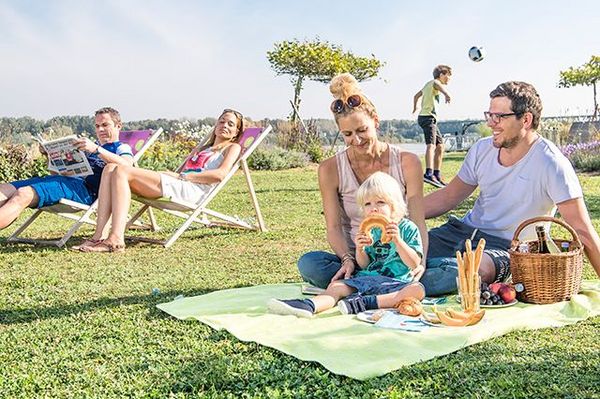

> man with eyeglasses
[413,64,452,188]
[419,81,600,295]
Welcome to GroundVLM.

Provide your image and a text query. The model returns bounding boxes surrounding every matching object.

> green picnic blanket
[157,280,600,380]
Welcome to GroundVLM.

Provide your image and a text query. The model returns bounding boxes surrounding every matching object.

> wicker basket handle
[511,216,582,246]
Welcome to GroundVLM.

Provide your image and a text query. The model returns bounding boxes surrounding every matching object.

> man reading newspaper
[0,107,133,230]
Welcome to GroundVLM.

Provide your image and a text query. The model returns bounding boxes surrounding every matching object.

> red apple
[498,285,516,303]
[489,282,503,294]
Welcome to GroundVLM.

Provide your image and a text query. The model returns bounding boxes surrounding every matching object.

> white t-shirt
[457,136,583,241]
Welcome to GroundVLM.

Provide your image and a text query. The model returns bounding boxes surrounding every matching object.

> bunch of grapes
[480,283,506,306]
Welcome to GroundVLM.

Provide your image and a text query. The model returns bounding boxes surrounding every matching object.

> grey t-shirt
[457,136,583,241]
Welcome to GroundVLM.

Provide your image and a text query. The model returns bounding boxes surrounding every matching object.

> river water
[400,143,426,156]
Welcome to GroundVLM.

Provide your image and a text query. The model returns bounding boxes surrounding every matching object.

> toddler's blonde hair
[356,171,407,220]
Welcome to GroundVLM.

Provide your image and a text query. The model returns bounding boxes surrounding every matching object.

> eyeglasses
[330,94,363,114]
[483,111,523,124]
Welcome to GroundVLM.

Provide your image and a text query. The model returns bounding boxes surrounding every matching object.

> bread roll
[359,214,392,243]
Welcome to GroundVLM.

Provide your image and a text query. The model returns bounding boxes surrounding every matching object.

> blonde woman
[297,73,428,289]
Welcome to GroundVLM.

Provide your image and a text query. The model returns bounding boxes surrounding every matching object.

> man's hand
[444,93,451,104]
[73,137,98,153]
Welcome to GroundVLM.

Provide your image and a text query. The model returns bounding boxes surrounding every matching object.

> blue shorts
[341,275,414,296]
[11,175,94,208]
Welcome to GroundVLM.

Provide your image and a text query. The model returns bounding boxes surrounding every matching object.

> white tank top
[335,144,407,251]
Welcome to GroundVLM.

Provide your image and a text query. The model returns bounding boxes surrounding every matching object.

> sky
[0,0,599,122]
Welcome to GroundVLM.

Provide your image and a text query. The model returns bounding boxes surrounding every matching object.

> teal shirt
[357,218,423,283]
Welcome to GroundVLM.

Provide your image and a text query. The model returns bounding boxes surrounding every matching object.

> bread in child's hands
[396,297,423,317]
[359,214,392,243]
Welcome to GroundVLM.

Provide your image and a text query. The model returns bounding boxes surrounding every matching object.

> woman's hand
[355,232,372,252]
[410,264,425,281]
[331,257,355,282]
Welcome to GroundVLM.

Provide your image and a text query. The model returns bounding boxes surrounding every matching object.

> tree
[558,55,600,120]
[267,38,384,123]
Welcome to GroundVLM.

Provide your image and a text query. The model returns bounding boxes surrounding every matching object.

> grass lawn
[1,153,599,398]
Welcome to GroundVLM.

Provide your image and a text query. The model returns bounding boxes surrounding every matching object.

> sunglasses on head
[222,108,243,120]
[330,94,363,114]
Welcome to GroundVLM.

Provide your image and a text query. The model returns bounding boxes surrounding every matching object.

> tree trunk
[291,76,303,124]
[593,81,598,121]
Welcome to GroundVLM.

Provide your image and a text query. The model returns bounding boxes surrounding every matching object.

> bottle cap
[514,283,525,293]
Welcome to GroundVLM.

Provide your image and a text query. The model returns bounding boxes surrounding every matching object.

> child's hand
[385,222,400,243]
[355,232,372,251]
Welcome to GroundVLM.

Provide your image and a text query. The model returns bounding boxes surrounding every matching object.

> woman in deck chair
[74,109,244,253]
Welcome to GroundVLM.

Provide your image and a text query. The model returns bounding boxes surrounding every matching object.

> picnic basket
[509,216,583,304]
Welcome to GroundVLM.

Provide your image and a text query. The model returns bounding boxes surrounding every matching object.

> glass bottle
[535,225,560,254]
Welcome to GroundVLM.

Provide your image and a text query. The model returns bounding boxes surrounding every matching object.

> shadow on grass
[0,241,66,254]
[0,282,265,325]
[0,288,210,325]
[0,226,249,253]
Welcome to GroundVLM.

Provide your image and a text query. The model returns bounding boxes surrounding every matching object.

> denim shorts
[11,175,94,208]
[342,275,413,296]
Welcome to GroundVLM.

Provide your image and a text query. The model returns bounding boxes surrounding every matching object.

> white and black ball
[468,46,485,62]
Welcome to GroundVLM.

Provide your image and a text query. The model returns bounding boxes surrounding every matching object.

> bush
[561,141,600,172]
[247,146,309,170]
[0,144,48,182]
[138,133,197,171]
[306,142,335,163]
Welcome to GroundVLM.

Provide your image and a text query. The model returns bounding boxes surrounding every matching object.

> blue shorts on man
[10,141,132,208]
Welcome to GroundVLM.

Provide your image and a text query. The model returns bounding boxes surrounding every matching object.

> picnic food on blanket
[396,297,423,317]
[359,214,392,243]
[479,282,516,305]
[370,309,387,322]
[421,311,441,324]
[434,238,487,327]
[433,306,485,327]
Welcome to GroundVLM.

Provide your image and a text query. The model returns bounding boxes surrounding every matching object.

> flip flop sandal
[80,240,126,253]
[72,238,103,251]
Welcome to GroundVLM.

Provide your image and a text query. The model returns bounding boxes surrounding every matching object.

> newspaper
[35,135,93,177]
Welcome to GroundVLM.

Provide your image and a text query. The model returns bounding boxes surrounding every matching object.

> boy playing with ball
[413,65,452,188]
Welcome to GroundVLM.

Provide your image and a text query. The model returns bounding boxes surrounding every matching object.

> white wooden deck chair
[6,128,163,247]
[125,125,272,248]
